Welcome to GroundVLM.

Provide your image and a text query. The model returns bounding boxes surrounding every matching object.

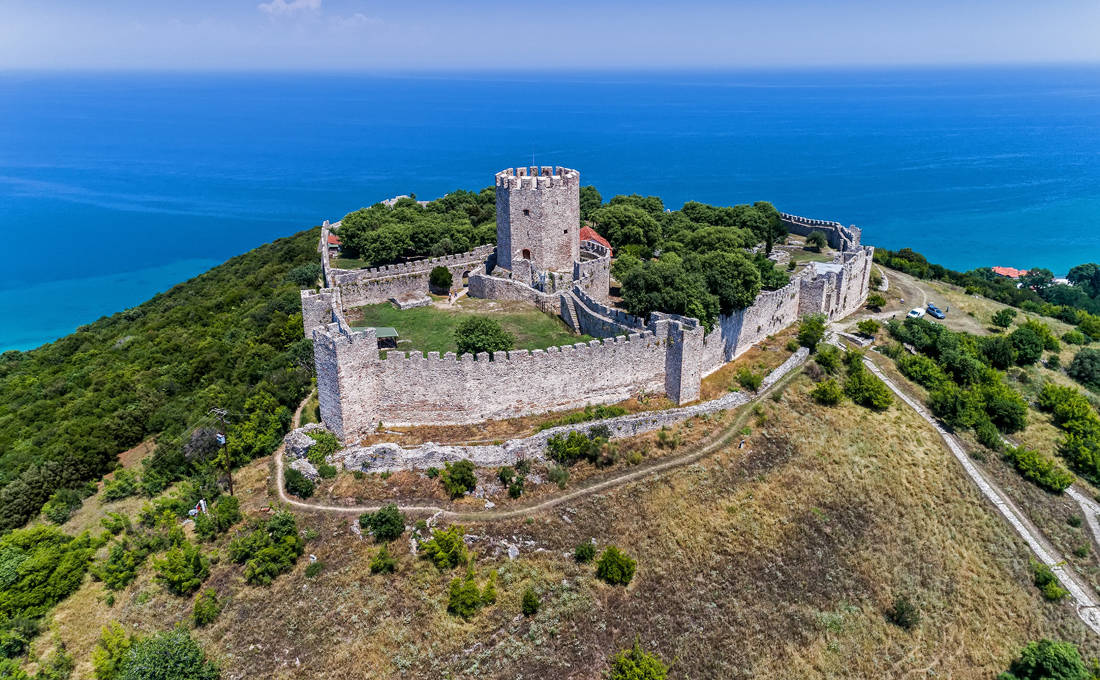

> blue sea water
[1,67,1099,351]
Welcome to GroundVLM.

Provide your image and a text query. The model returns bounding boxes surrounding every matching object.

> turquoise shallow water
[1,67,1099,350]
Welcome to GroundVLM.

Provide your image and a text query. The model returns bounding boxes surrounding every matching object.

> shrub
[606,638,669,680]
[596,546,637,586]
[736,367,762,392]
[992,308,1017,328]
[497,466,515,486]
[999,639,1090,680]
[1063,330,1089,346]
[1067,348,1100,391]
[154,541,209,596]
[548,464,569,489]
[196,496,241,542]
[317,464,337,479]
[885,595,920,630]
[546,430,604,465]
[1004,447,1074,493]
[1047,353,1062,370]
[814,344,841,375]
[455,317,514,357]
[521,587,540,616]
[979,381,1029,433]
[42,487,84,525]
[896,353,949,390]
[305,560,324,578]
[976,419,1004,451]
[429,265,453,292]
[284,468,314,499]
[370,546,397,574]
[447,574,484,619]
[866,293,887,310]
[515,459,531,475]
[981,335,1018,370]
[856,319,880,337]
[359,503,406,542]
[797,314,827,351]
[191,589,221,627]
[92,622,133,680]
[481,570,497,605]
[1030,560,1069,601]
[228,510,304,586]
[419,526,469,570]
[843,369,893,411]
[805,230,828,252]
[786,337,800,352]
[117,628,219,680]
[1010,326,1045,365]
[101,512,129,535]
[508,479,524,498]
[810,378,844,406]
[440,460,477,498]
[574,541,596,563]
[103,469,139,502]
[305,430,340,466]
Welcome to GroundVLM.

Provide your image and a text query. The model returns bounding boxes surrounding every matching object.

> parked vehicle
[926,304,945,319]
[907,308,926,319]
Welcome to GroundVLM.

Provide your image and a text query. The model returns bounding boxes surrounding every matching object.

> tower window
[523,209,530,216]
[522,249,531,260]
[563,229,569,234]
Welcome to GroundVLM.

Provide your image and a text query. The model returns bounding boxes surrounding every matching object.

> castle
[302,166,874,442]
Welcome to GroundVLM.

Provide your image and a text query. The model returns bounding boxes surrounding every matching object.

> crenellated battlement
[780,212,862,252]
[326,244,494,285]
[495,166,580,190]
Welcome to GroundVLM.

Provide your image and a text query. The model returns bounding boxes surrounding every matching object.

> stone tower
[495,166,580,274]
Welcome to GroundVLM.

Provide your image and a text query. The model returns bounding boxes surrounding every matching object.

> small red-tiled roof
[579,226,612,254]
[327,233,342,246]
[991,266,1028,279]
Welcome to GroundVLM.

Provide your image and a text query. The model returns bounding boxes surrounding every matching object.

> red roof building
[991,266,1028,279]
[327,233,342,247]
[579,226,612,255]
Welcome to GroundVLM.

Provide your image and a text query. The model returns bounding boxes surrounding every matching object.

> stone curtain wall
[780,213,862,252]
[574,241,612,302]
[326,245,494,307]
[570,287,646,339]
[495,167,581,274]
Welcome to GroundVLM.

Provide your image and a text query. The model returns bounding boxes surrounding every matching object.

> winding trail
[273,370,798,522]
[861,356,1100,635]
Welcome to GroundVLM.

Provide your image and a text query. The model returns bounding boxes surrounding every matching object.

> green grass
[350,298,593,355]
[332,257,376,270]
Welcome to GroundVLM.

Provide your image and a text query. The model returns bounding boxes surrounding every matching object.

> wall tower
[495,166,580,274]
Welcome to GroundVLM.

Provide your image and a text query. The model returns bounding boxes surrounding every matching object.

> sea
[2,67,1099,351]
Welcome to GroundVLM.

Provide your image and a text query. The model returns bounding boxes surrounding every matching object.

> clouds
[258,0,322,16]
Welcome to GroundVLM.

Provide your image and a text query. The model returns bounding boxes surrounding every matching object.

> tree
[981,335,1018,369]
[690,251,761,315]
[590,204,661,250]
[192,589,221,627]
[1010,326,1045,365]
[805,230,828,252]
[454,317,514,357]
[429,266,453,293]
[797,314,827,351]
[998,639,1089,680]
[358,503,406,542]
[856,319,880,337]
[753,201,787,254]
[866,293,887,310]
[579,185,602,221]
[810,379,844,405]
[1021,267,1054,292]
[596,546,636,586]
[117,628,219,680]
[521,588,540,616]
[620,257,719,328]
[606,638,669,680]
[284,468,314,499]
[1067,348,1100,391]
[1068,263,1100,298]
[286,263,322,288]
[440,460,477,498]
[992,308,1018,328]
[93,623,134,680]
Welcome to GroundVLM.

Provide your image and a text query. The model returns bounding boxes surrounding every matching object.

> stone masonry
[302,165,874,443]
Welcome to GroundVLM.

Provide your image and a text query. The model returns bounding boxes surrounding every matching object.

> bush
[227,510,304,586]
[1010,326,1045,365]
[117,628,219,680]
[810,378,844,406]
[1004,447,1074,493]
[305,430,340,466]
[535,404,628,431]
[546,430,604,466]
[606,638,669,680]
[317,464,337,479]
[885,595,920,630]
[896,353,949,390]
[1067,348,1100,391]
[574,541,596,563]
[786,337,800,352]
[305,560,324,578]
[359,503,406,542]
[976,419,1004,451]
[154,541,209,596]
[548,464,569,489]
[92,622,133,680]
[981,335,1018,370]
[521,588,540,616]
[735,367,762,392]
[419,526,469,570]
[866,293,887,310]
[429,265,453,292]
[508,479,524,498]
[447,574,484,620]
[596,546,637,586]
[805,230,828,252]
[992,308,1018,328]
[102,469,139,502]
[797,314,827,351]
[0,526,94,624]
[370,546,397,574]
[191,589,221,627]
[813,344,841,374]
[1031,560,1069,601]
[497,466,515,486]
[440,460,477,498]
[999,639,1090,680]
[41,487,84,525]
[1063,330,1089,345]
[843,368,893,411]
[856,319,880,337]
[195,495,242,542]
[455,317,514,357]
[284,468,314,499]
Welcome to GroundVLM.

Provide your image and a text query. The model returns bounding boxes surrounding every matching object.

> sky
[2,0,1100,71]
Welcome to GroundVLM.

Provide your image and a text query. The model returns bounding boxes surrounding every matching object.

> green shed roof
[372,327,399,338]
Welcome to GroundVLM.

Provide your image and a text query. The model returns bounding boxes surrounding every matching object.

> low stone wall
[781,213,861,252]
[330,246,494,308]
[467,273,563,316]
[574,241,612,303]
[315,347,808,472]
[570,287,645,339]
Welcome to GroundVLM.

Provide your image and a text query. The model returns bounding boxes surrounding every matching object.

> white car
[906,308,925,319]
